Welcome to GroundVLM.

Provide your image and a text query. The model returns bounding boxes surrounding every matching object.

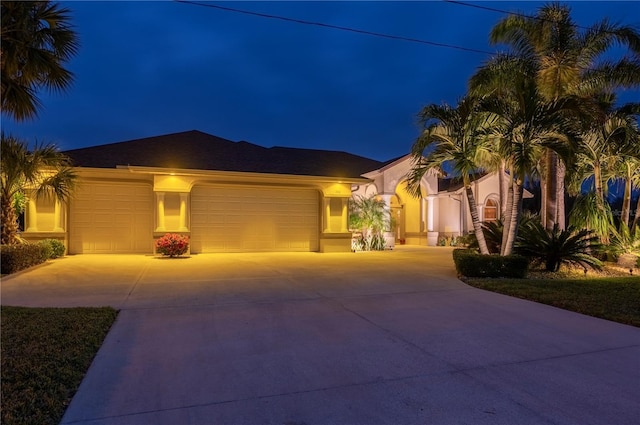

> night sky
[3,1,639,162]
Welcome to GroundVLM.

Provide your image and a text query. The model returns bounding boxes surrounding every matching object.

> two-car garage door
[190,185,319,253]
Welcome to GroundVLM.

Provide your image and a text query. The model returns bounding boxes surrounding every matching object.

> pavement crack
[122,260,152,305]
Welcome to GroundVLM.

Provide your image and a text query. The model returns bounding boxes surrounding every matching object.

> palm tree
[1,1,79,121]
[471,54,579,255]
[567,101,638,242]
[488,2,640,231]
[349,194,389,251]
[406,96,493,255]
[1,134,76,245]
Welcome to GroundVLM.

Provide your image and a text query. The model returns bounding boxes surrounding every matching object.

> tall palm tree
[1,134,76,245]
[406,96,493,255]
[472,54,579,255]
[567,101,638,240]
[613,143,640,229]
[488,2,640,231]
[1,1,79,121]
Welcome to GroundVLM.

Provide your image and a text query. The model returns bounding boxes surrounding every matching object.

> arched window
[484,198,498,222]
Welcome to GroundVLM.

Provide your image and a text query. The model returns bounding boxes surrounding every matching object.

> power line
[443,0,625,34]
[173,0,495,56]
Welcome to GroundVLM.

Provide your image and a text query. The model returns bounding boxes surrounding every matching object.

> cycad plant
[515,221,602,272]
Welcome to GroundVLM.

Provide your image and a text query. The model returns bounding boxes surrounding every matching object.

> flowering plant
[155,233,189,257]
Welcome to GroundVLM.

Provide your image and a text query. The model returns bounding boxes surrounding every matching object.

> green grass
[464,276,640,327]
[1,306,118,425]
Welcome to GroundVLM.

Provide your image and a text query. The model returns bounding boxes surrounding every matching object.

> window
[484,199,498,222]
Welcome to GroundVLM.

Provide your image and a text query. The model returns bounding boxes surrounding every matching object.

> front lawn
[464,275,640,327]
[1,306,118,425]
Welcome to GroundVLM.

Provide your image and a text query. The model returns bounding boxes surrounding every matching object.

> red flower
[156,233,189,257]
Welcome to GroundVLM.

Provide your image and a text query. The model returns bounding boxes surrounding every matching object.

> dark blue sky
[3,1,639,161]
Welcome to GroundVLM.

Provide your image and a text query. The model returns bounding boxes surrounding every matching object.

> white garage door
[191,185,319,253]
[69,181,153,254]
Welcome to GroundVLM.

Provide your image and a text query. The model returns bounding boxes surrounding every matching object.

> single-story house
[21,130,529,254]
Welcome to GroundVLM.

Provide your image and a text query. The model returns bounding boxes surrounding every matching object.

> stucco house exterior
[21,130,528,254]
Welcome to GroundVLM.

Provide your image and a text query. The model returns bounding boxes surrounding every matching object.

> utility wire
[444,0,630,34]
[173,0,495,56]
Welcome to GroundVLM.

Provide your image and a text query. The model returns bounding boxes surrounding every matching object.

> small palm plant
[349,195,388,251]
[515,221,602,272]
[606,225,640,268]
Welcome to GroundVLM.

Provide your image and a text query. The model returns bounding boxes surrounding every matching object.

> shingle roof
[438,172,488,192]
[64,130,385,179]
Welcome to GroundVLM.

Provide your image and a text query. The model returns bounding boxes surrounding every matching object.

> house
[20,130,525,254]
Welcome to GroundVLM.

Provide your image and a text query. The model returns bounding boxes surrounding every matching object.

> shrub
[453,249,529,278]
[604,225,640,261]
[155,233,189,257]
[1,243,50,274]
[515,222,602,272]
[39,238,66,258]
[351,233,385,251]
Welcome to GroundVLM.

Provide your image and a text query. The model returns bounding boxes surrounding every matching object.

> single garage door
[191,185,319,252]
[69,181,154,254]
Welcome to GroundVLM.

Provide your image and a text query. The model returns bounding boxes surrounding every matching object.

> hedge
[453,248,529,278]
[1,244,50,275]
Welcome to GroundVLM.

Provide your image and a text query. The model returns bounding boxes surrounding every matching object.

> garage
[190,184,319,253]
[68,181,154,254]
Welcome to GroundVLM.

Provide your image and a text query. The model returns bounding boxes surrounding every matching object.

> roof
[438,172,488,193]
[63,130,386,179]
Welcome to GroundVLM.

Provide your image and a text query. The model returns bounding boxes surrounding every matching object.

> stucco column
[323,198,331,232]
[26,197,38,232]
[178,193,189,231]
[426,196,434,232]
[156,192,166,232]
[340,198,348,232]
[53,200,64,232]
[379,193,395,249]
[426,195,439,246]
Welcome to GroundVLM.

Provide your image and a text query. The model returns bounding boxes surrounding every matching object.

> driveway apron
[2,247,639,425]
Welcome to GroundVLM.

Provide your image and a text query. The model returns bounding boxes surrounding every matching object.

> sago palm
[516,222,603,272]
[407,96,493,255]
[1,1,79,121]
[1,134,76,245]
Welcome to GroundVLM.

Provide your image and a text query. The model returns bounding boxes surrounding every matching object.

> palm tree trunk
[594,163,604,205]
[499,160,508,218]
[540,175,547,229]
[556,160,566,230]
[545,149,558,231]
[465,185,490,255]
[632,195,640,232]
[1,194,20,245]
[502,180,523,256]
[501,175,514,255]
[621,174,631,229]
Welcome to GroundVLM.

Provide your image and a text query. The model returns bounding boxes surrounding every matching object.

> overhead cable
[173,0,494,55]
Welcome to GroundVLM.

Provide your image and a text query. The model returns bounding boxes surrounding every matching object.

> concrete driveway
[2,246,639,425]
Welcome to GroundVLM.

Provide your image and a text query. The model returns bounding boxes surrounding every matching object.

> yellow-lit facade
[21,166,362,254]
[20,155,517,254]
